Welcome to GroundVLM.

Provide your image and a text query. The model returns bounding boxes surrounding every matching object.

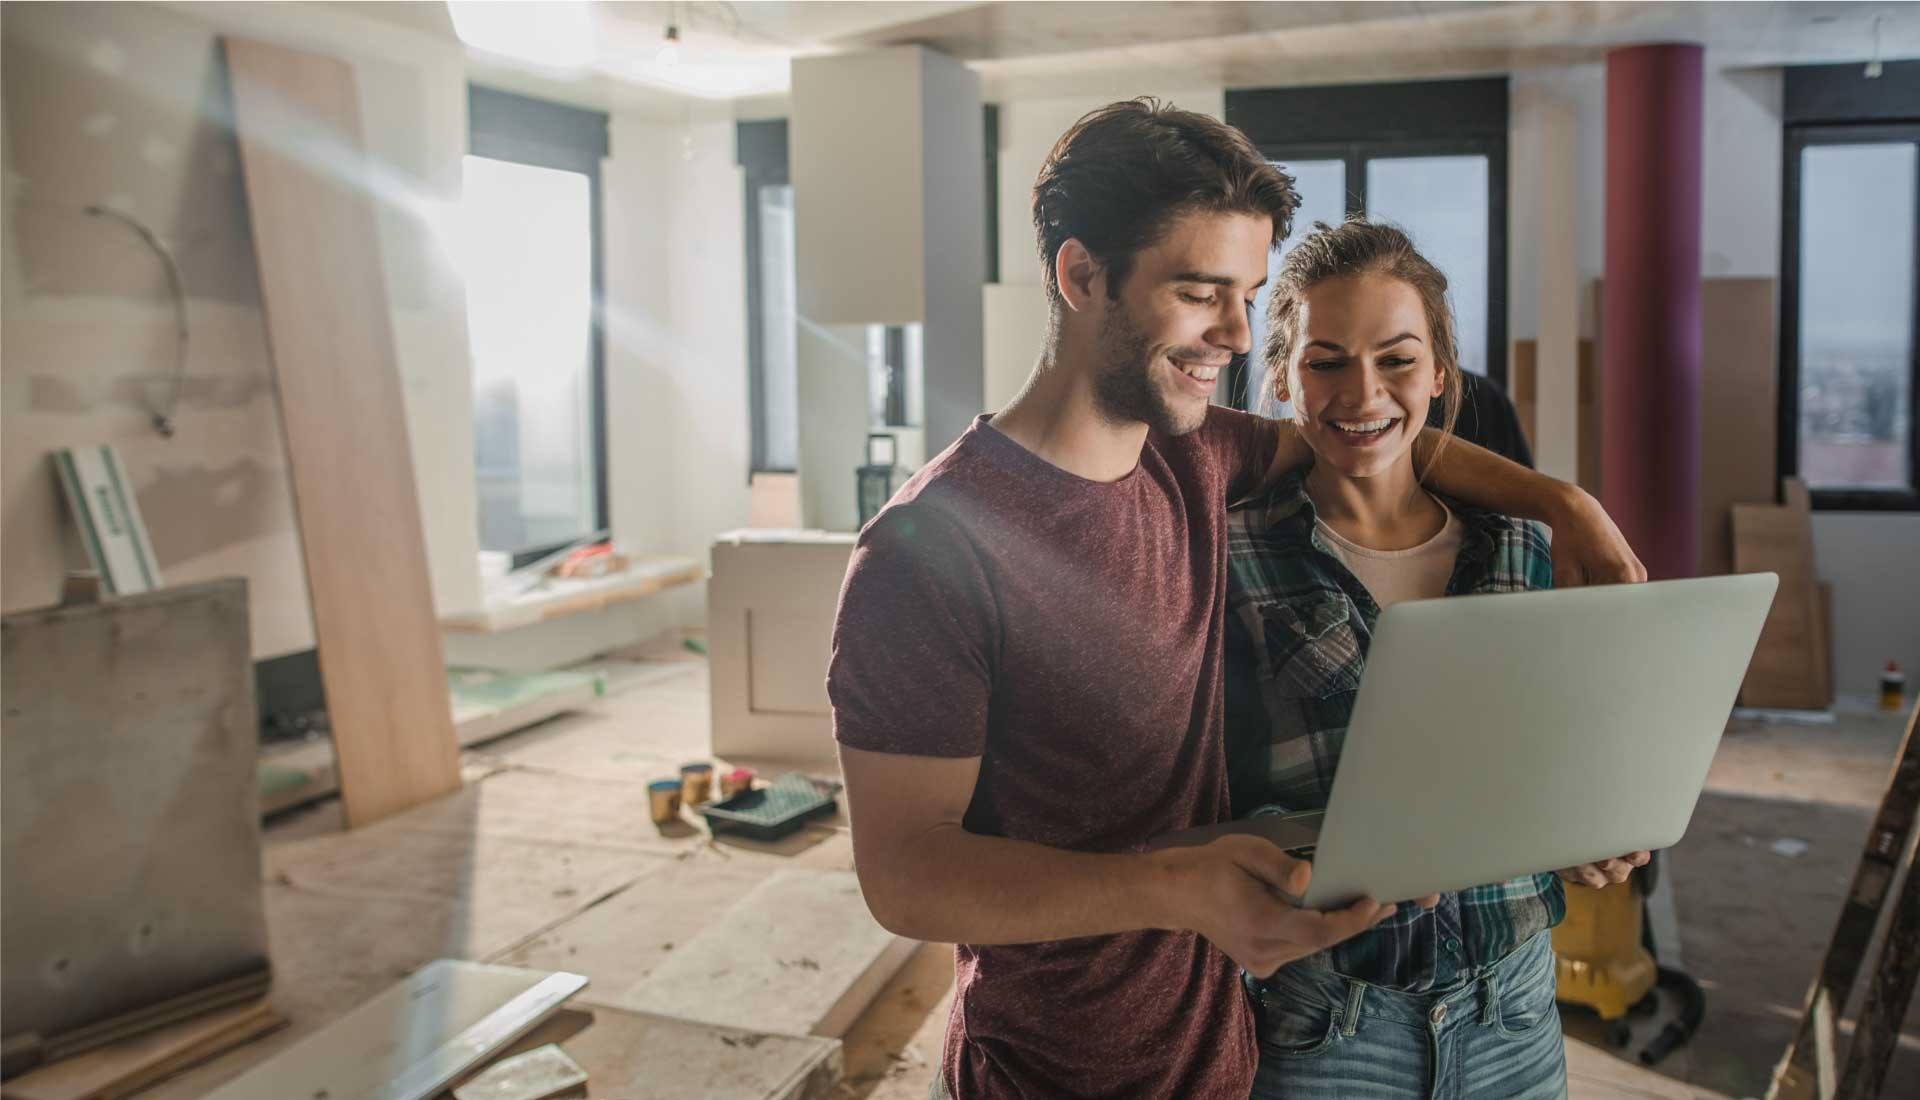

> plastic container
[700,773,840,841]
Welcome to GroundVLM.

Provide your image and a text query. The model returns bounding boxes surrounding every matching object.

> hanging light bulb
[657,24,682,67]
[1865,13,1886,78]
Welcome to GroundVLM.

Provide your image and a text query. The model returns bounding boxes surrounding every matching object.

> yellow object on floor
[1552,878,1657,1038]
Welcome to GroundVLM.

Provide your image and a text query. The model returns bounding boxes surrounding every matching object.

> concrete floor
[130,644,1919,1099]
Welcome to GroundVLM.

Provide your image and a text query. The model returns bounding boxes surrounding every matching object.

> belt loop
[1340,979,1366,1037]
[1478,971,1499,1027]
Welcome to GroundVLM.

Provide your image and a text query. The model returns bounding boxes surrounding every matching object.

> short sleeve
[827,504,997,758]
[1200,407,1283,502]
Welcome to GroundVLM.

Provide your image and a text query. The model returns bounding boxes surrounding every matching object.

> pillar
[1602,44,1704,580]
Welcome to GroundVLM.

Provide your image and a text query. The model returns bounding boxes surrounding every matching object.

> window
[465,86,610,562]
[1781,62,1920,511]
[741,120,795,474]
[1226,79,1509,410]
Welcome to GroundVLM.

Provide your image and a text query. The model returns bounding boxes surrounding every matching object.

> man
[827,100,1643,1100]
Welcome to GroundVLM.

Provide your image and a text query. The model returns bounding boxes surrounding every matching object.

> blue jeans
[1248,931,1568,1100]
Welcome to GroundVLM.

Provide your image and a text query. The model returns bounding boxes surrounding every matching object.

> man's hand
[1556,850,1651,889]
[1546,486,1648,588]
[1156,835,1397,979]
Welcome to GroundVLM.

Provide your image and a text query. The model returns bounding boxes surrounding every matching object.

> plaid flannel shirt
[1224,467,1565,993]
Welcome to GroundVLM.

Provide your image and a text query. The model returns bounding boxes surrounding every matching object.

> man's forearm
[1414,429,1581,523]
[858,824,1183,946]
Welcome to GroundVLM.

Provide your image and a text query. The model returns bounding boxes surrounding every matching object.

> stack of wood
[1732,478,1833,711]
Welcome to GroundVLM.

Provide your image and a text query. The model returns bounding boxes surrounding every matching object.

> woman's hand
[1556,850,1652,889]
[1546,487,1648,588]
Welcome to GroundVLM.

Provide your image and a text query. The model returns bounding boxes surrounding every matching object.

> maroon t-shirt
[828,408,1278,1100]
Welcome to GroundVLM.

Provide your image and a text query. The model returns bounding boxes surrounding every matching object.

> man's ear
[1055,238,1102,312]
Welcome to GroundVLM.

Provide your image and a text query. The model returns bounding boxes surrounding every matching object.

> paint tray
[699,773,840,841]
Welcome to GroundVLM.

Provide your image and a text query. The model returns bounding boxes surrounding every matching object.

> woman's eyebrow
[1375,332,1422,349]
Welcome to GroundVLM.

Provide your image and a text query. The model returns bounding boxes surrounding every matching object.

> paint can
[1882,660,1907,712]
[648,779,683,825]
[721,768,756,799]
[680,762,715,806]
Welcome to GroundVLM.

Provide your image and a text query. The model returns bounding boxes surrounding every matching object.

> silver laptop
[1157,573,1778,910]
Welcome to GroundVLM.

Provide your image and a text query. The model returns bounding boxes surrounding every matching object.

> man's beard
[1091,301,1207,437]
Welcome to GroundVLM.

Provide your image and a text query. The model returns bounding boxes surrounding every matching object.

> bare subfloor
[138,644,1917,1099]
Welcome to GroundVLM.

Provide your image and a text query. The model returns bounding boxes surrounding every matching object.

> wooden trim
[224,35,462,828]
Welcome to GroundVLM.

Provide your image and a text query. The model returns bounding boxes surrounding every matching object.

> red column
[1602,44,1704,580]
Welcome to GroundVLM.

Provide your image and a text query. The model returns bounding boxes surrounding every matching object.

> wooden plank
[1,580,268,1049]
[222,36,461,828]
[1697,279,1779,577]
[1767,700,1920,1100]
[3,1000,283,1100]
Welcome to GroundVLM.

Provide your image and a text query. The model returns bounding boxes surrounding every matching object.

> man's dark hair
[1031,98,1299,304]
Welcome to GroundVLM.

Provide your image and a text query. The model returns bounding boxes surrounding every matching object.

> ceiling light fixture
[1865,14,1886,79]
[658,23,682,67]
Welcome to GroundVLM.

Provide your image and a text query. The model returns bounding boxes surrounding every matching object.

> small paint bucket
[648,779,683,824]
[680,763,715,806]
[720,768,755,799]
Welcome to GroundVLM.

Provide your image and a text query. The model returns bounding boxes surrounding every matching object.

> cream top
[1314,500,1464,609]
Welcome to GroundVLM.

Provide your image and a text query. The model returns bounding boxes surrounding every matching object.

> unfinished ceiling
[338,1,1916,105]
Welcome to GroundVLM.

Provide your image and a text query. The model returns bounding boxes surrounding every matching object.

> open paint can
[680,762,715,806]
[648,778,683,824]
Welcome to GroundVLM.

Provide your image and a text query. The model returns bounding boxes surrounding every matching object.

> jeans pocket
[1255,982,1342,1058]
[1493,935,1559,1037]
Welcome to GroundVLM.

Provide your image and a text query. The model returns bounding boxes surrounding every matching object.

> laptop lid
[1298,572,1778,910]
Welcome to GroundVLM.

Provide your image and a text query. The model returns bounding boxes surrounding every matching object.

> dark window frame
[1225,79,1510,409]
[739,119,793,476]
[1779,61,1920,513]
[467,85,611,566]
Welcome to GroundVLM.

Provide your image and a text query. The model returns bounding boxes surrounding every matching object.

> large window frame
[739,119,792,476]
[1224,79,1510,408]
[467,85,611,564]
[1779,61,1920,513]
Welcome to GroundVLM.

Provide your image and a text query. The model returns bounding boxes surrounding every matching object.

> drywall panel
[224,35,460,827]
[795,321,871,533]
[792,48,925,324]
[2,580,267,1043]
[919,49,987,457]
[0,1,480,653]
[1531,98,1580,484]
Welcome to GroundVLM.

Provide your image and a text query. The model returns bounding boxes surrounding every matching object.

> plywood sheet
[222,36,460,828]
[1697,279,1778,577]
[618,870,915,1039]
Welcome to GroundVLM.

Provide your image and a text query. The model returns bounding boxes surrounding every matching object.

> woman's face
[1279,272,1445,480]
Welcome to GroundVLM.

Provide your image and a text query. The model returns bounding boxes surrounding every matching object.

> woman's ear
[1431,361,1446,399]
[1274,365,1291,405]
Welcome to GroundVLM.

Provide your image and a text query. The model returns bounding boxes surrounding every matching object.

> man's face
[1089,210,1270,436]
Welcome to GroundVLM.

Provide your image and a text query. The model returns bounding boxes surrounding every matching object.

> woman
[1224,218,1643,1099]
